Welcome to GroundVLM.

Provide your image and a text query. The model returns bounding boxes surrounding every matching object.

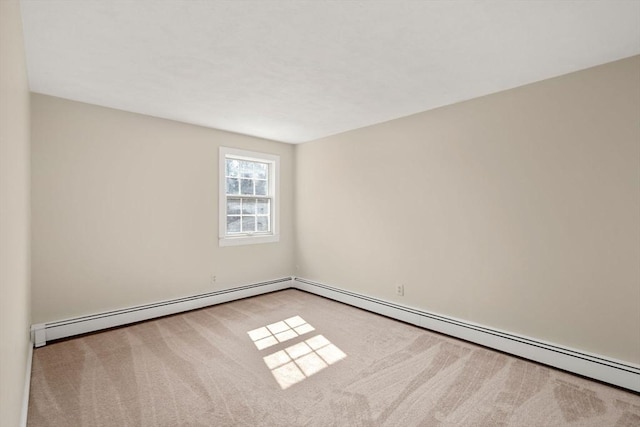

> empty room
[1,1,639,426]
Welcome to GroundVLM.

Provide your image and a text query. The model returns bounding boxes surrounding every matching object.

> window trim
[219,147,280,247]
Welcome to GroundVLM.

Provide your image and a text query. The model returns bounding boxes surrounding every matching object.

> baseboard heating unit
[30,276,639,393]
[293,277,640,393]
[31,277,293,347]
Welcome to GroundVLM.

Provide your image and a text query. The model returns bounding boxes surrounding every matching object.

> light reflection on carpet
[248,316,347,389]
[247,315,315,350]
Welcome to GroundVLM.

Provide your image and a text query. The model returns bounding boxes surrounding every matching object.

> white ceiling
[20,1,640,144]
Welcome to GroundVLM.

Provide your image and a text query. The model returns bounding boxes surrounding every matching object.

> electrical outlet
[396,284,404,296]
[212,275,217,285]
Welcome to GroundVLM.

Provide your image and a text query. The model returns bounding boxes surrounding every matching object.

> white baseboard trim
[20,338,33,427]
[292,277,640,393]
[31,277,293,346]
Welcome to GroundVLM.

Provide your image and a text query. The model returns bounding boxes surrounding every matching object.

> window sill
[219,234,280,247]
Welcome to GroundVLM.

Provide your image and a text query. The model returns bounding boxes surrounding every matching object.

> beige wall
[31,94,294,323]
[0,1,32,426]
[28,54,640,367]
[295,56,640,364]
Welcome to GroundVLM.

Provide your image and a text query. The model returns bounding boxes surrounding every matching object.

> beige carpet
[28,289,639,426]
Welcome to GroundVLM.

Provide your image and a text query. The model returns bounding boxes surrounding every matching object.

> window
[219,147,279,246]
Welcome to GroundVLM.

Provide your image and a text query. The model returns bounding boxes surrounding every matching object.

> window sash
[226,196,272,235]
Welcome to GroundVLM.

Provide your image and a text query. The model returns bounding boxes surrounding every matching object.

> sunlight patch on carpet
[247,316,315,350]
[263,334,347,389]
[248,316,347,389]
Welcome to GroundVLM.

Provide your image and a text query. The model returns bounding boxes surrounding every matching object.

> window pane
[257,215,270,232]
[226,159,239,177]
[255,179,267,196]
[240,161,254,178]
[227,216,241,233]
[226,178,239,195]
[257,199,269,215]
[255,163,268,179]
[242,198,256,214]
[241,179,253,195]
[242,216,256,232]
[227,198,241,214]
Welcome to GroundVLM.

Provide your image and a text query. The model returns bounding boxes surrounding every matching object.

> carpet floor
[28,289,639,426]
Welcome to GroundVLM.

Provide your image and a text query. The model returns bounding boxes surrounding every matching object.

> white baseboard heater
[293,277,640,393]
[30,275,639,392]
[31,277,293,347]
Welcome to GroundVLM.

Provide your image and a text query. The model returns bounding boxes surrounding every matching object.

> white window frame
[219,147,280,247]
